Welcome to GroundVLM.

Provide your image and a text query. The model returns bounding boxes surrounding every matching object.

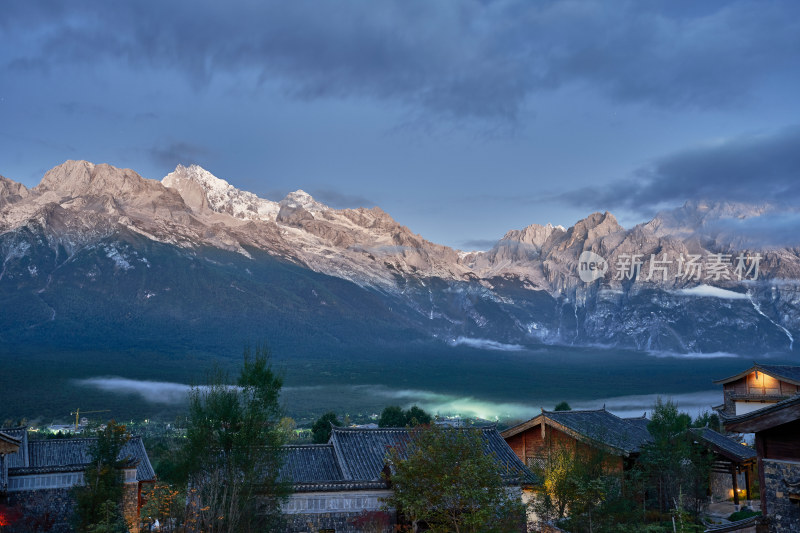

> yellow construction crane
[70,408,110,431]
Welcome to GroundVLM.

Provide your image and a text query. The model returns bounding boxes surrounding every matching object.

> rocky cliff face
[0,160,797,355]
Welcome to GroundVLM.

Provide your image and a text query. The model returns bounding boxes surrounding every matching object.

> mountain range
[1,160,797,356]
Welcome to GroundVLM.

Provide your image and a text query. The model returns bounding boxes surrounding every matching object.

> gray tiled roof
[290,480,389,493]
[624,415,651,433]
[758,364,800,384]
[328,426,537,485]
[704,515,761,532]
[280,444,343,484]
[4,434,155,482]
[0,428,29,468]
[0,431,21,447]
[715,363,800,386]
[329,427,412,482]
[542,409,653,455]
[689,428,757,463]
[719,395,800,424]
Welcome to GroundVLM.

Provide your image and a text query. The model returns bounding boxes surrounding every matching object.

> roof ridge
[30,437,97,443]
[328,428,353,480]
[544,408,608,414]
[331,426,410,432]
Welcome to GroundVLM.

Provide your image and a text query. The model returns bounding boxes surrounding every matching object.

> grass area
[729,508,761,521]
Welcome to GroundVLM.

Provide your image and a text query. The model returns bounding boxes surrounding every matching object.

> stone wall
[3,481,142,533]
[711,470,749,502]
[282,490,395,533]
[723,388,737,416]
[123,480,140,533]
[762,459,800,533]
[538,522,572,533]
[283,510,396,533]
[6,487,74,533]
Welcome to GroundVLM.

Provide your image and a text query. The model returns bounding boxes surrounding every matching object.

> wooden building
[501,408,653,472]
[723,395,800,533]
[714,364,800,417]
[689,427,757,507]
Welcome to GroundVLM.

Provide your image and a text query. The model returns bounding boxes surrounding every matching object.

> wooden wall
[504,423,624,472]
[760,419,800,462]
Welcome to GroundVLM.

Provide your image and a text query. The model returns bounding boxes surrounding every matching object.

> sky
[2,0,800,249]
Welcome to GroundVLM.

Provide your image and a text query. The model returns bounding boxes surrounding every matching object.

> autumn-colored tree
[139,482,185,532]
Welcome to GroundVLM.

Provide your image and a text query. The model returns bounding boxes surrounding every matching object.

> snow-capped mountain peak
[279,189,328,212]
[162,164,280,221]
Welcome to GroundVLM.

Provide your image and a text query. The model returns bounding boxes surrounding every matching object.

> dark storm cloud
[559,126,800,213]
[310,189,376,209]
[149,141,212,168]
[4,0,799,122]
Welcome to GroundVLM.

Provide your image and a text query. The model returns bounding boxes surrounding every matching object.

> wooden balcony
[730,393,789,402]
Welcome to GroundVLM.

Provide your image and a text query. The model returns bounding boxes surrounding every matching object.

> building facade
[279,425,535,533]
[723,395,800,533]
[715,364,800,417]
[0,427,155,532]
[501,408,653,472]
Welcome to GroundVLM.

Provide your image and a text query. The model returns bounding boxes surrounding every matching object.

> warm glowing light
[750,371,778,388]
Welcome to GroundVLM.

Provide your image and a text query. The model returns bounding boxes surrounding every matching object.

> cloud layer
[76,377,192,404]
[5,1,800,123]
[559,126,800,213]
[448,337,525,351]
[76,378,720,421]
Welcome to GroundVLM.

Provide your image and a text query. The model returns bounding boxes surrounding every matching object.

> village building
[501,408,653,472]
[714,364,800,417]
[722,395,800,533]
[689,427,757,508]
[279,425,535,533]
[0,426,155,533]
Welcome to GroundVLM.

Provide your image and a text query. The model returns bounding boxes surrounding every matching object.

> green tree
[383,425,525,533]
[378,405,432,428]
[279,417,298,442]
[72,421,130,532]
[406,405,432,426]
[530,443,635,532]
[378,405,407,427]
[692,410,721,431]
[178,345,289,533]
[86,500,128,533]
[554,401,572,411]
[311,412,341,444]
[638,398,712,517]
